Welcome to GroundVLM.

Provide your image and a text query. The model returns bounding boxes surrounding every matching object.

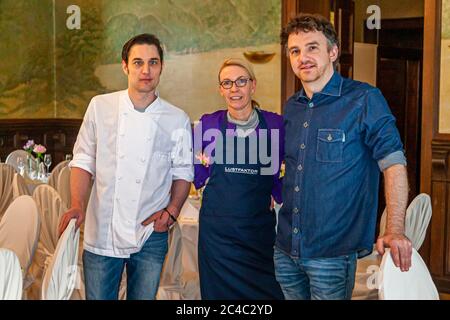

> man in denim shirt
[274,13,412,300]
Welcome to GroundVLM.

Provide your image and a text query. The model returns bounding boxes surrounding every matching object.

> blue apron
[198,110,284,300]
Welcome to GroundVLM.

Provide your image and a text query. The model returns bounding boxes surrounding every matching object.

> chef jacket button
[136,179,141,184]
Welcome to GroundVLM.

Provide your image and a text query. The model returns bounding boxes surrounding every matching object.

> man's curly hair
[280,13,340,53]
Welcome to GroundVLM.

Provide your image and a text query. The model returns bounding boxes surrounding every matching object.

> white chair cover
[0,195,40,275]
[353,193,433,300]
[0,248,23,300]
[12,173,31,199]
[25,185,67,299]
[378,248,439,300]
[379,193,432,250]
[0,164,15,220]
[5,150,30,173]
[157,200,200,300]
[157,223,183,300]
[41,219,80,300]
[48,160,69,190]
[404,193,432,250]
[57,166,71,208]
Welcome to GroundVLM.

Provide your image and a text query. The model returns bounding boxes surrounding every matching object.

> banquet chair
[352,193,433,300]
[5,150,30,173]
[378,248,439,300]
[57,166,71,208]
[0,248,23,300]
[157,222,184,300]
[12,173,31,199]
[0,164,15,220]
[25,185,68,299]
[0,195,40,297]
[48,160,70,190]
[41,219,80,300]
[157,199,201,300]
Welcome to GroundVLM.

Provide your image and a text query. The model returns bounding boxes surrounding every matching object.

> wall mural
[0,0,281,120]
[440,0,450,133]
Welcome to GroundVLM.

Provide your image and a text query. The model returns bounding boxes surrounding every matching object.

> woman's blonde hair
[218,58,256,82]
[218,58,260,108]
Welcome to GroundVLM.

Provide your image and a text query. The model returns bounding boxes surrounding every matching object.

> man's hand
[58,207,85,237]
[141,206,179,232]
[376,233,412,272]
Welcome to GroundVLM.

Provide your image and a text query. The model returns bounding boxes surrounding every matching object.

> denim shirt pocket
[316,129,345,163]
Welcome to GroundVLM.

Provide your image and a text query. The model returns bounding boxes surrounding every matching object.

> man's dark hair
[280,13,340,52]
[121,33,164,64]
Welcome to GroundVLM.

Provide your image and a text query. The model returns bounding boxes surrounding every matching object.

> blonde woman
[193,59,284,299]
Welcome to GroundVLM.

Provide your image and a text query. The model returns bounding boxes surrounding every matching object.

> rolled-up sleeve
[69,99,97,176]
[171,116,194,182]
[378,150,407,171]
[362,89,404,162]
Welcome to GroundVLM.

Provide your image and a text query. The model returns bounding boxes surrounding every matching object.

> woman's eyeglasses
[219,77,252,89]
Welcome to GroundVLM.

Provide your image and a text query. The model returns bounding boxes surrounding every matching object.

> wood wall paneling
[0,119,82,170]
[431,140,450,292]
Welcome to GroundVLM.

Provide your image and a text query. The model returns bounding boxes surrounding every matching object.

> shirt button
[303,122,309,128]
[294,186,300,192]
[293,228,299,234]
[141,157,146,163]
[298,164,303,171]
[118,176,123,180]
[300,144,306,150]
[119,154,125,159]
[136,179,141,184]
[293,207,299,214]
[309,102,314,108]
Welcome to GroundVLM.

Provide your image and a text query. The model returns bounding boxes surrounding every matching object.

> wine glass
[17,157,25,176]
[44,154,52,176]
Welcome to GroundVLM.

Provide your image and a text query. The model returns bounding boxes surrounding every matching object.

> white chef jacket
[70,90,194,258]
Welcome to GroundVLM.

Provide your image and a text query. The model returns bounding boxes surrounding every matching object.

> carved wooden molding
[432,139,450,181]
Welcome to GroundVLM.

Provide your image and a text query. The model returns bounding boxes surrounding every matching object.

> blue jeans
[274,247,357,300]
[83,231,168,300]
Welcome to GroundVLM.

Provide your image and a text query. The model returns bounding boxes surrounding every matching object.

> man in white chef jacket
[58,34,194,300]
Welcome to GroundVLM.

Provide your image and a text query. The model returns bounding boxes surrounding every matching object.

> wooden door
[376,48,422,224]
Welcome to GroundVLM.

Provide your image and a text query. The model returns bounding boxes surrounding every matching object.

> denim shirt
[276,72,404,259]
